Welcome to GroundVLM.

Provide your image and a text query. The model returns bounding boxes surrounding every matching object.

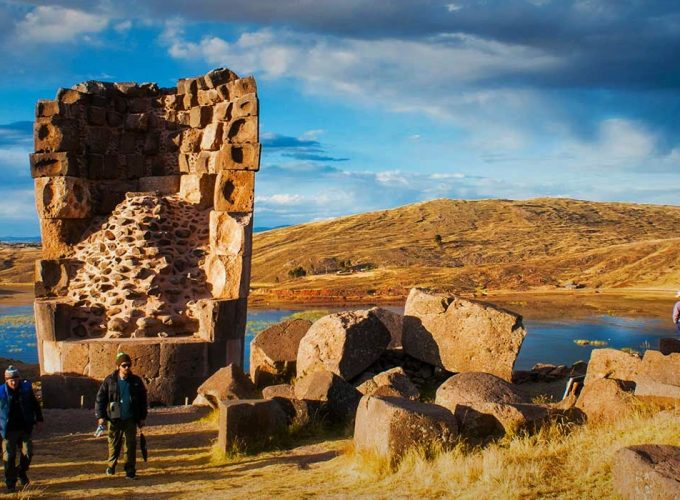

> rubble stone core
[31,68,260,407]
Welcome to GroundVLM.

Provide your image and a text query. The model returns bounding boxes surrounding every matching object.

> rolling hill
[250,197,680,302]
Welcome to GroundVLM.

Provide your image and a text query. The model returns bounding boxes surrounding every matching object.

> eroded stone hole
[228,119,245,140]
[231,147,244,164]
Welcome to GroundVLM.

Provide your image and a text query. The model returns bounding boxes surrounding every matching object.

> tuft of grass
[283,310,332,323]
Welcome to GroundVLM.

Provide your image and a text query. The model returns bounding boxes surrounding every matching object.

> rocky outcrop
[356,367,420,400]
[354,395,458,465]
[575,378,637,423]
[250,319,312,387]
[196,364,258,408]
[402,288,526,381]
[583,348,641,385]
[262,384,295,400]
[293,369,361,423]
[217,399,287,453]
[434,372,551,436]
[612,445,680,500]
[296,309,391,380]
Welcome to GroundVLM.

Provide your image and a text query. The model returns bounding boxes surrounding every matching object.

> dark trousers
[2,429,32,487]
[107,419,137,475]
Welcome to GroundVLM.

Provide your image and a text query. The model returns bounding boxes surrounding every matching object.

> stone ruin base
[36,296,247,407]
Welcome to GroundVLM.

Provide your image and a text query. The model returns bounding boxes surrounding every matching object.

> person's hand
[97,418,105,426]
[138,420,145,428]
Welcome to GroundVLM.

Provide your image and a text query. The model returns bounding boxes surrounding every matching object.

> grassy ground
[5,403,678,499]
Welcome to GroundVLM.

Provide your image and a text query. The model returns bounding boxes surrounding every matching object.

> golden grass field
[4,402,676,499]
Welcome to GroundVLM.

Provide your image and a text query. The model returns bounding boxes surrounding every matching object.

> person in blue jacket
[0,365,43,492]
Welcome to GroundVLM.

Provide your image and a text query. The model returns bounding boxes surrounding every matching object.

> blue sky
[1,1,679,236]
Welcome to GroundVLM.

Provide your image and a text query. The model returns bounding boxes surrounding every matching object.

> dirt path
[3,407,344,499]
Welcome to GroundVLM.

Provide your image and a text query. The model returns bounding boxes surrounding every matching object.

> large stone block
[214,144,260,171]
[354,396,458,465]
[39,218,90,258]
[224,116,258,144]
[197,363,258,408]
[612,445,680,500]
[660,338,680,355]
[209,211,252,256]
[159,340,209,379]
[180,128,203,153]
[205,254,250,299]
[34,117,79,152]
[214,170,255,211]
[217,399,287,453]
[371,307,403,349]
[226,338,244,367]
[86,154,120,180]
[402,288,526,381]
[138,175,181,194]
[61,341,89,375]
[636,350,680,386]
[204,68,238,89]
[34,259,70,297]
[231,94,258,119]
[227,77,257,99]
[294,369,361,423]
[250,319,312,387]
[200,122,223,151]
[36,99,60,118]
[575,378,637,424]
[35,176,91,219]
[30,152,79,177]
[34,300,72,342]
[40,375,100,409]
[194,298,247,342]
[87,341,121,379]
[117,340,161,379]
[296,309,391,380]
[42,340,62,374]
[356,367,420,400]
[179,173,216,208]
[190,106,212,128]
[584,348,642,385]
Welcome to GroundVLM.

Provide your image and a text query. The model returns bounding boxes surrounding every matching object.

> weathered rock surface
[354,396,458,465]
[196,364,258,408]
[356,367,420,400]
[370,307,403,349]
[217,399,287,452]
[294,369,361,422]
[612,445,680,500]
[660,337,680,355]
[583,348,642,385]
[634,350,680,402]
[296,309,391,380]
[435,372,551,436]
[262,384,295,400]
[575,377,637,423]
[250,319,312,387]
[402,288,526,381]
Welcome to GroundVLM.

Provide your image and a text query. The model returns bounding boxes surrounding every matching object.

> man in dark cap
[0,365,43,491]
[95,352,148,479]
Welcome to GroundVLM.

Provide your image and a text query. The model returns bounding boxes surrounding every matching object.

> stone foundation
[31,68,260,407]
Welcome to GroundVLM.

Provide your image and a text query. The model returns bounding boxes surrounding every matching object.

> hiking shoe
[18,475,29,487]
[125,473,137,480]
[6,483,16,492]
[106,466,115,476]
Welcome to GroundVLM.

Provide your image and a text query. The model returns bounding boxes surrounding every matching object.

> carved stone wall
[31,68,260,406]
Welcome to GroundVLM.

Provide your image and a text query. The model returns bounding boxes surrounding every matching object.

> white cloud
[0,189,36,218]
[15,6,110,44]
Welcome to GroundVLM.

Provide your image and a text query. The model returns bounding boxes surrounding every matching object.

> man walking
[95,352,148,479]
[673,290,680,335]
[0,365,43,492]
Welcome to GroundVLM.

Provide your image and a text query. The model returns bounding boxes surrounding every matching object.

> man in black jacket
[95,352,148,479]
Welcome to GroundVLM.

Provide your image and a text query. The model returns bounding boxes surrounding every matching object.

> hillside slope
[250,198,680,301]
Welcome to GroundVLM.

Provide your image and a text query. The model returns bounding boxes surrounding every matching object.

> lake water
[0,304,672,372]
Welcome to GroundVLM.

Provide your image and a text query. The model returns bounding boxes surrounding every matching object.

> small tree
[434,234,443,245]
[288,266,307,278]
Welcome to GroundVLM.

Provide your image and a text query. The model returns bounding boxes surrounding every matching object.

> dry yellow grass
[13,403,678,499]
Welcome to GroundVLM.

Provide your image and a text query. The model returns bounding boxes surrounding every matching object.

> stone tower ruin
[30,68,260,407]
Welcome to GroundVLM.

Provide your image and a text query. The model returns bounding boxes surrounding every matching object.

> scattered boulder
[217,399,288,453]
[262,384,295,400]
[370,307,403,348]
[356,367,420,400]
[660,337,680,355]
[250,319,312,387]
[612,445,680,500]
[196,364,258,409]
[271,397,318,428]
[434,372,551,436]
[361,349,445,390]
[583,348,641,385]
[634,350,680,403]
[402,288,526,381]
[354,395,458,466]
[294,369,362,423]
[575,378,637,424]
[296,309,391,380]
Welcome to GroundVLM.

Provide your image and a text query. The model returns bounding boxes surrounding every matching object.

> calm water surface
[0,304,672,371]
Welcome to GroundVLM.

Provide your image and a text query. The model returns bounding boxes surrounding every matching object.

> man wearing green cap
[95,352,148,479]
[0,365,43,491]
